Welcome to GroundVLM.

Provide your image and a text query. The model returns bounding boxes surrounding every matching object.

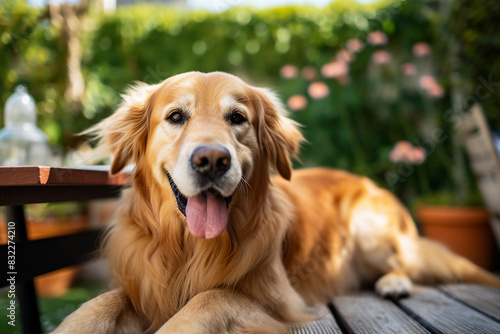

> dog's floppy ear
[253,87,304,180]
[85,83,159,175]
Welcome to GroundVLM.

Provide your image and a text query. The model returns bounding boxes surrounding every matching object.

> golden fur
[52,72,500,334]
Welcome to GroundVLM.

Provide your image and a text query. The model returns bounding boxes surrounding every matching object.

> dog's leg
[375,270,413,299]
[350,182,500,299]
[374,237,500,300]
[50,289,140,334]
[155,289,288,334]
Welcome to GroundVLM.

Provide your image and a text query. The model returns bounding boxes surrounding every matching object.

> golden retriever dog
[53,72,500,334]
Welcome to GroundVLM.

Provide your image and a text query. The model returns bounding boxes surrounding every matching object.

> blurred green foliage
[0,282,106,334]
[449,0,500,129]
[0,0,497,205]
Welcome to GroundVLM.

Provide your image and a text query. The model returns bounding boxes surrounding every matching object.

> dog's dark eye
[167,110,186,125]
[228,112,247,125]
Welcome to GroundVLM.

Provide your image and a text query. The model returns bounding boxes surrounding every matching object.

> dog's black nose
[191,145,231,177]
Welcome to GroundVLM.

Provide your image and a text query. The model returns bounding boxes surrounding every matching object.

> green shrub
[1,0,497,205]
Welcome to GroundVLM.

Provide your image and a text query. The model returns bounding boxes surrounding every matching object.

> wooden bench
[1,166,499,333]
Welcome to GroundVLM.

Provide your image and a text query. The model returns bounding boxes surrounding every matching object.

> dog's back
[275,168,500,303]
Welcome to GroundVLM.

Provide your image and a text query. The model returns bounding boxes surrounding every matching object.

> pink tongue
[186,193,228,239]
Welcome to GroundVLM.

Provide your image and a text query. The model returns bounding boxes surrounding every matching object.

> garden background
[2,0,499,207]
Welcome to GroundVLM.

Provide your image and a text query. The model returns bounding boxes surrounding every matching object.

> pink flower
[336,49,354,63]
[308,82,329,100]
[321,61,348,78]
[372,50,392,65]
[280,65,298,79]
[408,146,426,164]
[301,66,317,80]
[367,31,388,46]
[419,75,437,90]
[389,148,404,163]
[389,141,412,163]
[395,140,412,154]
[287,94,307,111]
[389,141,427,164]
[412,42,431,57]
[346,38,364,53]
[427,84,444,97]
[401,63,416,76]
[419,75,444,98]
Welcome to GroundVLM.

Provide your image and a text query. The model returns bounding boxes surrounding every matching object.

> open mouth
[167,172,188,216]
[166,172,232,239]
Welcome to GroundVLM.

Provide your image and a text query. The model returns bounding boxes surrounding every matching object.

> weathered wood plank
[291,305,342,334]
[440,284,500,322]
[398,287,500,334]
[478,178,500,213]
[465,134,491,158]
[0,166,130,186]
[332,292,431,334]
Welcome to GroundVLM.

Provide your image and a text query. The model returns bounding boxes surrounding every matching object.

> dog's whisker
[236,183,246,200]
[236,175,253,203]
[243,182,252,203]
[237,185,246,202]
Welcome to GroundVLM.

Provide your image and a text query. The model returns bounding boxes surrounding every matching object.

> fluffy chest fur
[106,167,301,332]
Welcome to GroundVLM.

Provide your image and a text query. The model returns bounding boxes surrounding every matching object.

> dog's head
[93,72,302,239]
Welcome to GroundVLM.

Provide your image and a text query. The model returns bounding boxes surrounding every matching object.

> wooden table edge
[0,166,130,186]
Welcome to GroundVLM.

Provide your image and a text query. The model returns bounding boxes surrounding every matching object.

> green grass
[0,282,106,334]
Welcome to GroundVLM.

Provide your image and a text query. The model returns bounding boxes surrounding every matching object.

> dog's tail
[408,236,500,287]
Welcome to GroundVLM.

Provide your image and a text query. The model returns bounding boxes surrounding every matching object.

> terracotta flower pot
[416,205,496,270]
[28,216,88,297]
[34,267,79,298]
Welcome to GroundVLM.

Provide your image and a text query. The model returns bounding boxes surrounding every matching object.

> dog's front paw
[50,289,131,334]
[375,271,413,299]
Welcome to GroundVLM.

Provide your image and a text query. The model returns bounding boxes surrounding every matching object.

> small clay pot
[416,205,496,270]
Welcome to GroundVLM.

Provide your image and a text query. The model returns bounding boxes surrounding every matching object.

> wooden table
[0,166,129,334]
[2,167,499,333]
